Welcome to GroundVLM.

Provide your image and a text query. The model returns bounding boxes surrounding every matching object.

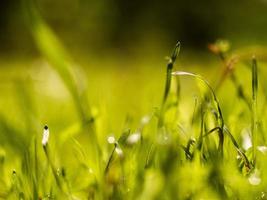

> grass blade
[171,71,224,128]
[251,56,258,164]
[162,42,180,104]
[158,42,181,127]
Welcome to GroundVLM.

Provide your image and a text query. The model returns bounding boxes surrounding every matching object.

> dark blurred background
[1,0,267,58]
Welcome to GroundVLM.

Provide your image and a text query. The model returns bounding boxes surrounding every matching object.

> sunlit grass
[2,2,267,199]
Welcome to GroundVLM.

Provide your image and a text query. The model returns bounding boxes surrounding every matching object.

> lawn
[1,2,267,200]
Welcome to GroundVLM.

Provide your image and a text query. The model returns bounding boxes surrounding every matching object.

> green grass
[2,3,267,200]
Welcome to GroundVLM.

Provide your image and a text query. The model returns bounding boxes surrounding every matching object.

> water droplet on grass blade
[248,169,261,185]
[42,125,49,146]
[241,129,252,150]
[141,115,150,125]
[257,146,267,154]
[107,135,116,144]
[261,192,266,199]
[57,168,61,176]
[127,132,141,145]
[157,128,171,145]
[115,146,123,157]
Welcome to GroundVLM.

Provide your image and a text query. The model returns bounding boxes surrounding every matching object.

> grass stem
[251,56,258,165]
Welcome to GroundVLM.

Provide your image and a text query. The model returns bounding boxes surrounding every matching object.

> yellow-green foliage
[2,2,267,200]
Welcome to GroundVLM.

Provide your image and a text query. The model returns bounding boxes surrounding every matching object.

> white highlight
[88,168,93,174]
[42,127,49,146]
[257,146,267,154]
[248,170,261,185]
[107,135,116,144]
[115,146,123,157]
[127,132,141,145]
[107,134,123,157]
[241,130,252,150]
[141,115,150,125]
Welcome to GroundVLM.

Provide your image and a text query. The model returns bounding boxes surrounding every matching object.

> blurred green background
[1,0,267,58]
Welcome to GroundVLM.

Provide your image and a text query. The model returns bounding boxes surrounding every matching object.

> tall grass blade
[158,42,180,127]
[162,42,181,105]
[251,56,258,165]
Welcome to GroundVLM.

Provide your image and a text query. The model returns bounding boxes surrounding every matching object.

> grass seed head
[42,125,49,146]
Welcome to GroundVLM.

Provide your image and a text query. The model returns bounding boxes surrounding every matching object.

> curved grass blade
[224,127,252,171]
[172,71,224,129]
[172,71,223,156]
